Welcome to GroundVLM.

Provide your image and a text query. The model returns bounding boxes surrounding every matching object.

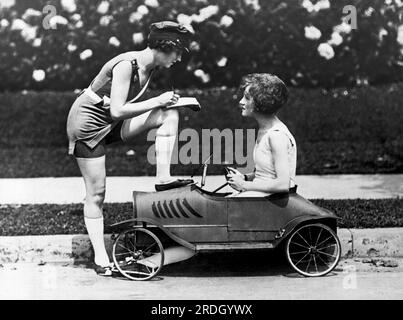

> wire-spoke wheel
[112,228,164,281]
[285,223,341,277]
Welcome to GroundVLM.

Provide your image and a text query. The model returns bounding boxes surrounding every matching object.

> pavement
[1,258,403,300]
[0,174,402,265]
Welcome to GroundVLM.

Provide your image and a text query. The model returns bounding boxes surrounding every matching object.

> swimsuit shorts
[73,121,123,158]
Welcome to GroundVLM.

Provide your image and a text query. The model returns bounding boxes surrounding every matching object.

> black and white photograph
[0,0,402,306]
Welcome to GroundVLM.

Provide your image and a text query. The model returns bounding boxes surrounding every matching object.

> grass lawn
[0,84,402,177]
[0,199,402,236]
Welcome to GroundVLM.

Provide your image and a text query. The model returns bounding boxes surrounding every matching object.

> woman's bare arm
[229,131,290,193]
[109,61,176,120]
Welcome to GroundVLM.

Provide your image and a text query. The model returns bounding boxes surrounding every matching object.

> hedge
[0,83,402,177]
[0,0,403,91]
[0,199,402,236]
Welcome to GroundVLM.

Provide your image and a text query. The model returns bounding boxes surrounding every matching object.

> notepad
[166,97,201,112]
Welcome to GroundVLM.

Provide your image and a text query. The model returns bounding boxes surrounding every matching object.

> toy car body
[110,180,341,280]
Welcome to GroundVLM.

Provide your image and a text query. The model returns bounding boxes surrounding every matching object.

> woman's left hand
[228,173,247,192]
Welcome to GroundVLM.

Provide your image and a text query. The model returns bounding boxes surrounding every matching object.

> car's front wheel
[285,223,341,277]
[112,227,164,281]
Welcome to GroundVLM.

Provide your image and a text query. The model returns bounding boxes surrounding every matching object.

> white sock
[155,135,176,183]
[84,217,110,267]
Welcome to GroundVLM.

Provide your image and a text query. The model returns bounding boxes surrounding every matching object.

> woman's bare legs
[76,156,110,268]
[121,108,196,266]
[121,107,179,183]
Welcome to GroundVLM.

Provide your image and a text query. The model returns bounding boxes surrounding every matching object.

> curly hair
[239,73,289,115]
[148,39,183,54]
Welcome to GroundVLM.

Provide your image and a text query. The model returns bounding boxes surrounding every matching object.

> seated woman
[227,73,296,197]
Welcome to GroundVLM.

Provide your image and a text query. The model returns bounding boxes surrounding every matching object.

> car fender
[109,217,196,251]
[273,214,339,246]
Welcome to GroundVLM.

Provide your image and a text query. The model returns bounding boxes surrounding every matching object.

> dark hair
[240,73,289,115]
[148,39,184,54]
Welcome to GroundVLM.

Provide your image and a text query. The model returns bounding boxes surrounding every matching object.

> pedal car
[109,164,341,280]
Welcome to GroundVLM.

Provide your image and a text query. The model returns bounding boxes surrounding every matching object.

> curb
[0,228,402,264]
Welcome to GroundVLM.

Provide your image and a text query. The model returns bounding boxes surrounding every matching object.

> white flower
[304,26,321,40]
[11,19,28,31]
[67,43,77,52]
[32,69,45,82]
[97,1,109,14]
[190,14,204,23]
[334,21,352,34]
[109,36,120,47]
[379,28,388,40]
[328,32,343,46]
[364,7,375,17]
[314,0,330,11]
[145,0,159,8]
[71,13,81,21]
[132,32,144,44]
[198,5,219,21]
[32,38,42,47]
[0,19,10,28]
[194,69,211,83]
[244,0,261,11]
[302,0,330,12]
[217,57,227,67]
[49,15,68,29]
[22,8,42,20]
[61,0,77,13]
[189,41,200,51]
[137,5,149,15]
[126,150,136,156]
[21,26,37,41]
[220,15,233,28]
[301,0,314,11]
[80,49,93,60]
[0,0,15,9]
[129,12,143,23]
[384,0,392,5]
[99,15,112,26]
[317,43,335,60]
[75,20,83,28]
[397,25,403,45]
[177,14,192,26]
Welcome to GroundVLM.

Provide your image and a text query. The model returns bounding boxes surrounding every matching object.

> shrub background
[0,84,401,177]
[0,0,402,91]
[1,199,402,235]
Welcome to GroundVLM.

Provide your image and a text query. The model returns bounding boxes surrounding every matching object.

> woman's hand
[226,167,243,177]
[227,173,247,192]
[154,91,180,107]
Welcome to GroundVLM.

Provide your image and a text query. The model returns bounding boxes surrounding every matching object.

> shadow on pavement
[156,249,293,278]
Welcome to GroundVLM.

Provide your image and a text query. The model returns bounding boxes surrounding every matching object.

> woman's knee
[157,109,179,135]
[85,182,106,206]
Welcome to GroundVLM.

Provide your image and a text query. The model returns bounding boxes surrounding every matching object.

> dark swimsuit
[66,52,154,158]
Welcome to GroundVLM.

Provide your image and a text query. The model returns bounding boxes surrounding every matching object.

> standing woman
[66,21,194,275]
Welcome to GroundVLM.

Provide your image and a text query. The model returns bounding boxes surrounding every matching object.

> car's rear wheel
[285,223,341,277]
[112,227,164,281]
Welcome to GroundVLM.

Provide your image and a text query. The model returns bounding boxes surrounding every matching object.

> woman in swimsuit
[66,21,194,275]
[227,73,297,197]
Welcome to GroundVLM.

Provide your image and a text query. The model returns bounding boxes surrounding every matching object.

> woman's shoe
[155,179,194,191]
